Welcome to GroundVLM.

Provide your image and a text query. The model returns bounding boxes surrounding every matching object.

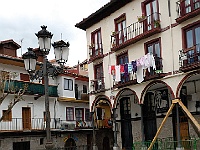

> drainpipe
[113,108,119,150]
[168,0,175,75]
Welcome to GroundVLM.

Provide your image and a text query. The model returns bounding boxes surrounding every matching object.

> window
[142,0,159,30]
[66,107,74,121]
[2,110,12,121]
[83,85,87,93]
[114,14,127,45]
[75,108,84,121]
[20,73,29,81]
[117,52,129,82]
[145,38,162,73]
[181,0,200,15]
[183,23,200,64]
[94,63,104,90]
[85,109,92,121]
[91,28,102,56]
[64,78,73,91]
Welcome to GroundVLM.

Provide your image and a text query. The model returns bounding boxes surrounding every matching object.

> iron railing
[133,137,200,150]
[5,80,58,97]
[179,43,200,68]
[0,118,92,131]
[111,12,161,48]
[0,118,60,131]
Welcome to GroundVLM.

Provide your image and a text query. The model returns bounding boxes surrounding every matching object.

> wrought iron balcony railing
[5,80,58,97]
[90,78,105,93]
[89,43,103,61]
[111,12,161,51]
[75,90,89,101]
[0,118,92,131]
[179,43,200,72]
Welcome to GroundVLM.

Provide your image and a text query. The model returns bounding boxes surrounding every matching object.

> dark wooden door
[143,92,157,141]
[22,107,31,130]
[120,97,133,150]
[13,141,30,150]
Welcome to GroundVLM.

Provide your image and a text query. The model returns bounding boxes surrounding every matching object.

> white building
[76,0,200,149]
[0,39,92,150]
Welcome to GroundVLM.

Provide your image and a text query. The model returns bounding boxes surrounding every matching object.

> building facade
[0,39,92,150]
[76,0,200,149]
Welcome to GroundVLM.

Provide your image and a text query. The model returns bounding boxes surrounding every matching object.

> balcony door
[120,97,133,150]
[143,92,157,141]
[143,0,159,30]
[184,25,200,64]
[94,63,104,90]
[22,107,31,130]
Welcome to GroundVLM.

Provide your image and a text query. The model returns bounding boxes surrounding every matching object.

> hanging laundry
[109,65,116,75]
[131,60,137,73]
[120,64,124,73]
[128,63,133,73]
[115,65,121,82]
[136,65,144,83]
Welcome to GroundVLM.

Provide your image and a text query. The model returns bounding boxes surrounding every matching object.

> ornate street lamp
[22,25,69,150]
[22,47,38,73]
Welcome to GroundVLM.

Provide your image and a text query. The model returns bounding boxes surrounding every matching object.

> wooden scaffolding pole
[148,99,200,150]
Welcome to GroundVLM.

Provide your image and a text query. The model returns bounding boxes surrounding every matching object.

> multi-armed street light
[22,25,69,149]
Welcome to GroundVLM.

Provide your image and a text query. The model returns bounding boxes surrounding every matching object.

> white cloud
[0,0,109,66]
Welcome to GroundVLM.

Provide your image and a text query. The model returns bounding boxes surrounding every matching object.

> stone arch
[91,95,111,112]
[113,88,139,108]
[140,80,175,104]
[176,70,200,97]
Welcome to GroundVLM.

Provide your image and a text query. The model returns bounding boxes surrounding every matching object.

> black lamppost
[22,25,69,149]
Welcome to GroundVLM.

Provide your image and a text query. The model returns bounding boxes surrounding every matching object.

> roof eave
[75,0,132,31]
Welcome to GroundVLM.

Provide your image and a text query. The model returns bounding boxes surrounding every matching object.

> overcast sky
[0,0,109,66]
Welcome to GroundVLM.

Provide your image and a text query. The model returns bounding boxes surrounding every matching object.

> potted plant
[137,14,146,23]
[154,20,161,27]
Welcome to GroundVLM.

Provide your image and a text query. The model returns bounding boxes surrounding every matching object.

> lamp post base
[113,145,120,150]
[93,145,98,150]
[45,141,54,150]
[176,147,184,150]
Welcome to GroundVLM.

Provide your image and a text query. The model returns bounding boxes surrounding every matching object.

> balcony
[5,80,58,97]
[75,90,89,101]
[179,43,200,72]
[60,120,92,130]
[90,78,105,93]
[114,57,165,89]
[0,118,59,131]
[111,12,161,51]
[89,44,104,61]
[0,118,92,131]
[176,0,200,23]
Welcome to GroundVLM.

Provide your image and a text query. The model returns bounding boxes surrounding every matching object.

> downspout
[168,0,175,75]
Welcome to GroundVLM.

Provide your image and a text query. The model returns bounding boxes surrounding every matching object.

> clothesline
[109,53,156,83]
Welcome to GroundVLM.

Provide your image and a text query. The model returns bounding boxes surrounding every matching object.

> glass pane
[155,43,161,57]
[193,0,200,9]
[195,27,200,45]
[185,0,191,13]
[186,30,193,48]
[148,45,153,54]
[152,0,158,20]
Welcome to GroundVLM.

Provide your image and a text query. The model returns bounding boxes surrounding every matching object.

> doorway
[22,107,31,130]
[143,92,157,141]
[13,141,30,150]
[64,138,76,150]
[120,97,133,150]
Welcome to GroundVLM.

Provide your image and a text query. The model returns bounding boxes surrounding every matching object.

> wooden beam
[148,102,176,150]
